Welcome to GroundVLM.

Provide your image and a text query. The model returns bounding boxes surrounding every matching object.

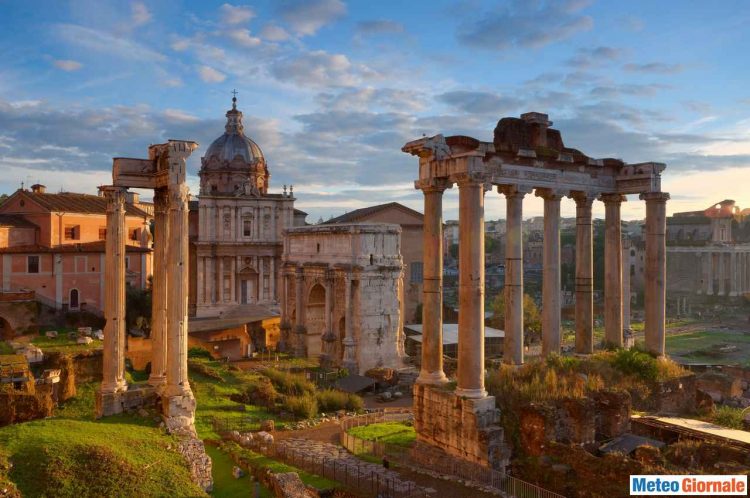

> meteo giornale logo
[630,475,747,495]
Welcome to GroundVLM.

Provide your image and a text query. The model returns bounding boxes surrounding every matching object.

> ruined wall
[413,384,509,471]
[0,386,55,427]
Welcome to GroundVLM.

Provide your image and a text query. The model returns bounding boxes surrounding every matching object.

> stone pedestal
[163,393,198,432]
[413,384,509,471]
[95,391,124,418]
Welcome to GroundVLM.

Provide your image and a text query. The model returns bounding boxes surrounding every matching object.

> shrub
[238,376,279,409]
[316,389,364,412]
[611,348,659,382]
[187,360,223,381]
[711,405,744,429]
[187,346,213,359]
[261,368,316,396]
[283,394,318,419]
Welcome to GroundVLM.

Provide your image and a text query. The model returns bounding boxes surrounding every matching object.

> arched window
[69,288,80,309]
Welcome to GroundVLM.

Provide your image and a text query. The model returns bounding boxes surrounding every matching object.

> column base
[454,387,488,399]
[416,370,449,385]
[162,392,197,434]
[148,375,167,390]
[95,390,124,418]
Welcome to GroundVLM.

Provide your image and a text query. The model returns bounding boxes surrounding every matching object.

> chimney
[30,184,46,194]
[521,112,552,148]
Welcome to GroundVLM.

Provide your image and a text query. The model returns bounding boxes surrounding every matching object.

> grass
[707,406,746,430]
[31,332,102,354]
[0,342,14,355]
[205,444,272,498]
[667,329,750,364]
[347,422,416,447]
[0,382,205,497]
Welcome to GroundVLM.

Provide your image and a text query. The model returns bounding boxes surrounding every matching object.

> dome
[203,100,264,163]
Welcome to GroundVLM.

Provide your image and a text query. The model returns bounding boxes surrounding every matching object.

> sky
[1,0,749,222]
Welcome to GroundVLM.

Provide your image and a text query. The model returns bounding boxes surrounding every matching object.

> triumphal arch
[96,140,199,432]
[403,112,669,469]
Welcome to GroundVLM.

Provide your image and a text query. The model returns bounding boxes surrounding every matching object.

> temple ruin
[96,140,199,432]
[403,112,669,469]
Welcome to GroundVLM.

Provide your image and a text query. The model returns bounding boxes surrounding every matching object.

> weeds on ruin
[261,368,316,396]
[709,405,745,429]
[283,394,319,419]
[316,389,363,412]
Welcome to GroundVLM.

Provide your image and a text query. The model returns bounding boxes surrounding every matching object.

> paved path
[635,415,750,445]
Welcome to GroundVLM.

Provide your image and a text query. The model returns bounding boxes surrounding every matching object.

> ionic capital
[599,193,627,205]
[639,192,670,203]
[454,172,486,187]
[498,184,533,199]
[570,191,595,208]
[535,188,567,201]
[415,178,451,194]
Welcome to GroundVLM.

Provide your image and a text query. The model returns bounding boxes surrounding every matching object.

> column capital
[415,178,451,193]
[454,172,486,187]
[100,186,128,209]
[570,191,595,207]
[640,191,670,203]
[168,183,190,207]
[600,193,627,205]
[535,188,567,201]
[154,187,169,212]
[498,184,533,198]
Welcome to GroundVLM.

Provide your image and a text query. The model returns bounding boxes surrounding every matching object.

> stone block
[162,392,197,433]
[95,391,124,418]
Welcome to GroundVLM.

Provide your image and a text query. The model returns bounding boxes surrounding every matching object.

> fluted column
[706,252,714,295]
[730,252,738,296]
[622,238,632,331]
[342,276,357,372]
[536,188,564,357]
[641,192,670,357]
[148,187,168,388]
[602,194,625,348]
[416,179,449,385]
[572,192,594,354]
[100,186,128,394]
[456,174,486,398]
[294,266,306,356]
[501,186,527,366]
[718,252,726,296]
[321,270,335,361]
[164,182,193,398]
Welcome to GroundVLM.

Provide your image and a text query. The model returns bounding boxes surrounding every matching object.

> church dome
[203,100,264,163]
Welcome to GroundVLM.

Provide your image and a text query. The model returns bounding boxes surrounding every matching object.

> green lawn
[347,421,416,447]
[666,329,750,364]
[206,444,272,498]
[32,332,102,354]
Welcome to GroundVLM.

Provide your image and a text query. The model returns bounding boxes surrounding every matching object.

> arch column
[294,266,306,356]
[602,193,626,348]
[641,192,669,357]
[536,188,565,357]
[416,179,449,385]
[572,192,594,354]
[148,187,168,388]
[455,174,486,398]
[342,276,357,373]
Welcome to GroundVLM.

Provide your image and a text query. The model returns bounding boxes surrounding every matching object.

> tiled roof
[323,202,422,225]
[22,191,151,218]
[0,214,37,229]
[0,241,151,254]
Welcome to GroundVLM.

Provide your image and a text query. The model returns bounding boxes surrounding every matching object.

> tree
[490,292,542,345]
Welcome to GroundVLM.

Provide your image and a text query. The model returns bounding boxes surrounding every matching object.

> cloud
[457,0,593,51]
[164,109,200,123]
[623,62,683,74]
[53,59,83,71]
[436,90,523,115]
[260,24,290,42]
[227,29,261,47]
[198,66,226,83]
[567,46,623,68]
[277,0,346,36]
[170,37,190,51]
[219,3,255,25]
[270,50,365,87]
[55,23,166,62]
[355,20,404,36]
[588,83,670,99]
[131,2,152,27]
[316,88,426,112]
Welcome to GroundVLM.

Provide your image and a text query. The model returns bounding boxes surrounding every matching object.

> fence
[340,410,566,498]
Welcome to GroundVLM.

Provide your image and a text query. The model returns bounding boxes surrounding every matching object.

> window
[125,256,130,270]
[69,289,79,309]
[129,228,139,241]
[99,227,107,240]
[64,225,80,240]
[243,219,252,237]
[411,262,424,284]
[27,255,39,274]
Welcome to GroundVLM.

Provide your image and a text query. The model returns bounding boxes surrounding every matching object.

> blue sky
[1,0,749,221]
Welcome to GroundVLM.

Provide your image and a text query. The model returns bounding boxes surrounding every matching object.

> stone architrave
[536,188,565,357]
[572,191,594,354]
[148,187,168,388]
[501,185,529,366]
[416,179,449,385]
[641,192,670,357]
[601,193,626,348]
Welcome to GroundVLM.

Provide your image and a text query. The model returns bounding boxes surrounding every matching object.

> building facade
[0,184,152,313]
[191,98,303,318]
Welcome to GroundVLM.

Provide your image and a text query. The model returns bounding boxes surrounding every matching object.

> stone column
[641,192,670,357]
[622,238,632,331]
[602,194,625,348]
[730,252,738,296]
[456,174,486,398]
[536,188,563,357]
[164,182,194,404]
[417,179,449,384]
[148,187,168,388]
[706,251,714,295]
[100,186,128,395]
[718,252,726,296]
[572,192,594,354]
[342,276,357,372]
[501,185,527,366]
[294,266,306,356]
[322,269,335,361]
